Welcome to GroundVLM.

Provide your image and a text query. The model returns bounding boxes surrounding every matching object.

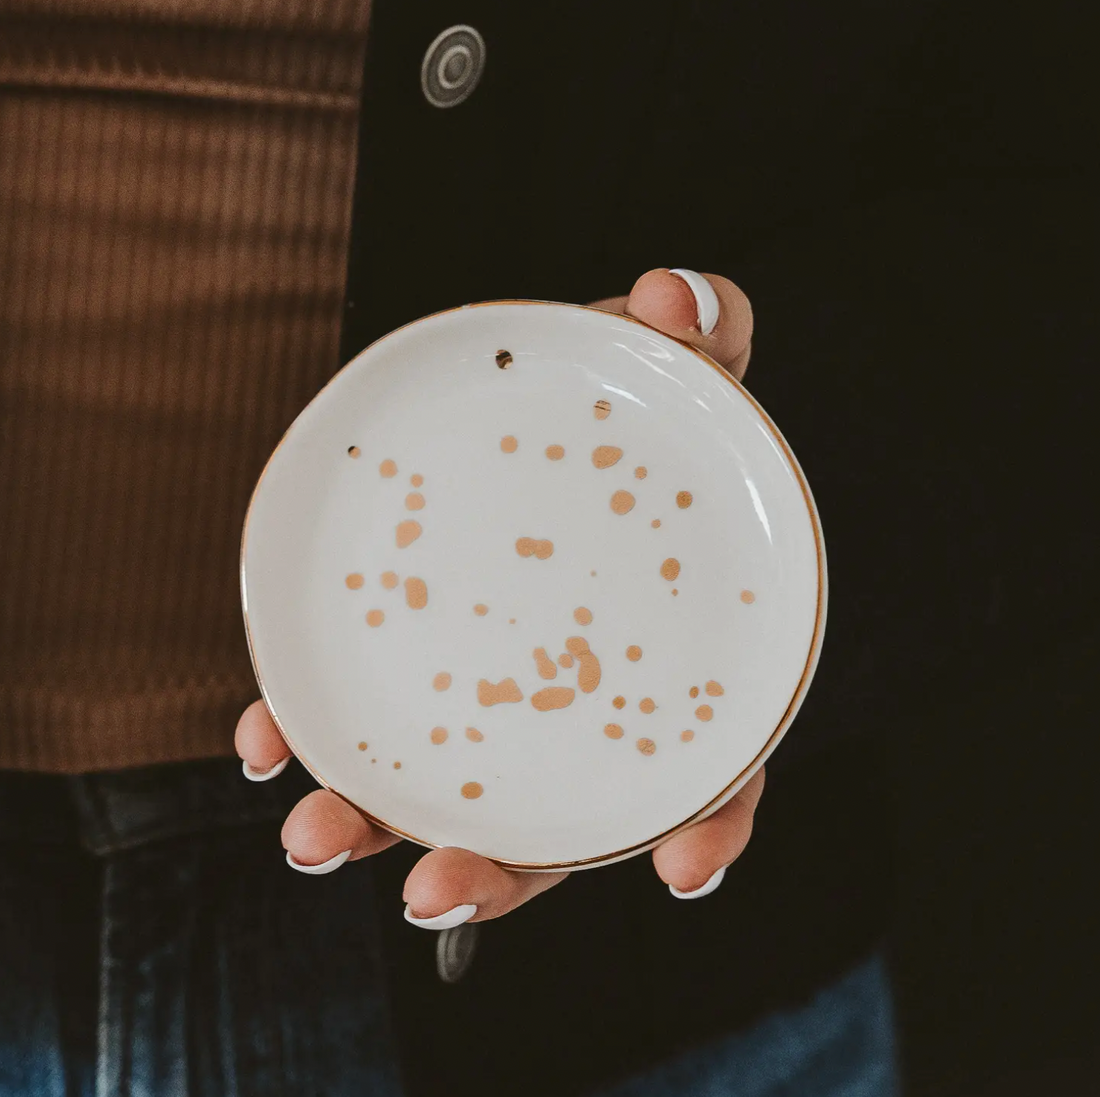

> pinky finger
[235,699,292,780]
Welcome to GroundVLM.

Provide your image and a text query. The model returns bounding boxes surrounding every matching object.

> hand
[236,268,761,926]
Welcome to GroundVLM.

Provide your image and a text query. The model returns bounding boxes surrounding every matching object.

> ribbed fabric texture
[0,1,369,771]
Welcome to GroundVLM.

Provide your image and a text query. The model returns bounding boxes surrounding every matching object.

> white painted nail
[668,268,720,336]
[403,903,478,930]
[242,756,289,783]
[285,849,351,875]
[669,864,727,900]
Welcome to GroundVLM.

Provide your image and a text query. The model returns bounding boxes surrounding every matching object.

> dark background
[342,2,1098,1094]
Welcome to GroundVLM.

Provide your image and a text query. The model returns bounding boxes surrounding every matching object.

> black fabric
[374,743,893,1096]
[341,3,1098,1095]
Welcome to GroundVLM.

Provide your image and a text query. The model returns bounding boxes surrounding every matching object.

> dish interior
[242,303,823,867]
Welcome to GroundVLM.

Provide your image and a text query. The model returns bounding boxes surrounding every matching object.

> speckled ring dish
[241,301,826,870]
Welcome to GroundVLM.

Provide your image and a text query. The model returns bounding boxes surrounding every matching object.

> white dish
[241,301,825,870]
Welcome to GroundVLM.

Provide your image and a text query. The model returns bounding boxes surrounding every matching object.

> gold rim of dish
[240,300,827,871]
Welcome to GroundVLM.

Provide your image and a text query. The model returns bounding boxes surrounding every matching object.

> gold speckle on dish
[531,686,576,711]
[610,489,635,515]
[676,490,693,509]
[515,536,554,559]
[380,571,399,590]
[465,727,484,742]
[500,435,518,453]
[410,473,424,487]
[474,603,489,616]
[577,653,601,693]
[660,557,681,582]
[404,576,428,609]
[626,645,642,662]
[594,399,611,420]
[672,588,679,596]
[634,466,647,480]
[612,695,626,709]
[477,678,524,706]
[689,686,699,699]
[545,444,565,461]
[680,729,695,743]
[357,741,368,751]
[509,618,516,624]
[347,446,361,458]
[461,781,484,799]
[558,653,574,668]
[379,459,397,478]
[495,349,513,369]
[639,697,656,714]
[636,737,656,756]
[604,723,624,740]
[566,636,601,693]
[395,519,422,549]
[433,672,452,692]
[573,606,593,626]
[430,727,448,745]
[533,647,558,680]
[366,609,385,628]
[741,590,756,604]
[345,573,364,590]
[393,761,402,770]
[705,680,724,697]
[405,492,425,511]
[592,445,623,470]
[651,518,661,529]
[695,704,714,722]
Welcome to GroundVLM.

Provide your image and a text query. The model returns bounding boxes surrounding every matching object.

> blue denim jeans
[0,760,897,1096]
[599,955,897,1097]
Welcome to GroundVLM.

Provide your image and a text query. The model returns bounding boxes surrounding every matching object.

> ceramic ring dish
[241,302,826,870]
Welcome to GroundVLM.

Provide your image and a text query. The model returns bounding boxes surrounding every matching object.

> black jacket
[342,3,1098,1093]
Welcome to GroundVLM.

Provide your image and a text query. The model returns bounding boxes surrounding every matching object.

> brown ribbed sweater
[0,0,369,771]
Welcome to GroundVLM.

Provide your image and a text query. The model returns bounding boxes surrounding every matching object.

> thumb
[605,268,754,380]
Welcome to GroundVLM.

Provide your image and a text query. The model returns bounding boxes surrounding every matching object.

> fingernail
[669,864,727,900]
[242,757,289,783]
[285,849,351,875]
[668,268,720,336]
[403,903,478,930]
